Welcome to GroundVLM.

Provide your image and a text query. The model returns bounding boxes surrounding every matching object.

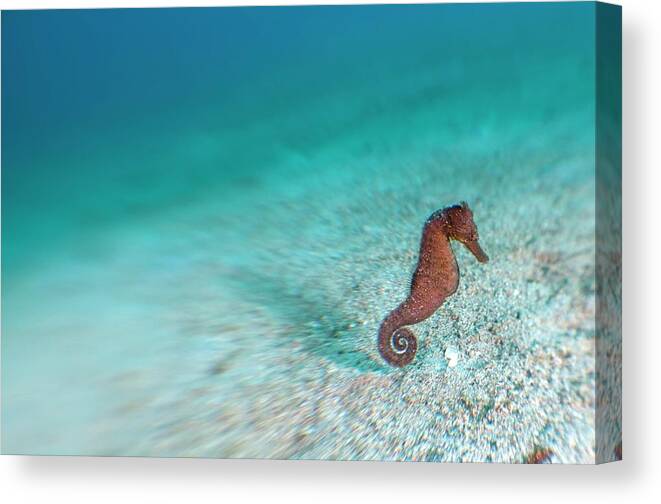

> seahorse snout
[464,238,489,263]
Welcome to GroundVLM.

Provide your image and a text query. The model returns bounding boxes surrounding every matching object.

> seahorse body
[378,203,488,368]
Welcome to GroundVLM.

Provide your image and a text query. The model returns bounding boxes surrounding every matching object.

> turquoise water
[2,3,600,461]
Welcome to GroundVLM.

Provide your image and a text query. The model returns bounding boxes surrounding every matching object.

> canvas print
[1,2,621,463]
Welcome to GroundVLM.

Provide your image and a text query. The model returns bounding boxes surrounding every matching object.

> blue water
[2,3,599,461]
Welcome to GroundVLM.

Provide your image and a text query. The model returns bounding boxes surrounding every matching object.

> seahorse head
[444,201,489,263]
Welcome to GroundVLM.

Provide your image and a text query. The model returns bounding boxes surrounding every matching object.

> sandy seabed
[3,122,602,462]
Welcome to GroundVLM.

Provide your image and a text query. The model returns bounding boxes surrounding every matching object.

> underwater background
[2,3,603,461]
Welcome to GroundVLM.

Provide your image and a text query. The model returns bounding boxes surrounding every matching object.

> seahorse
[378,202,489,367]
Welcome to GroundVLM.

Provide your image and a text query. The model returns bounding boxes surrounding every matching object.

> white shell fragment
[445,346,460,368]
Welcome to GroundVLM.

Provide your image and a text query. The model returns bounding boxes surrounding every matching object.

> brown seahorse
[378,202,489,367]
